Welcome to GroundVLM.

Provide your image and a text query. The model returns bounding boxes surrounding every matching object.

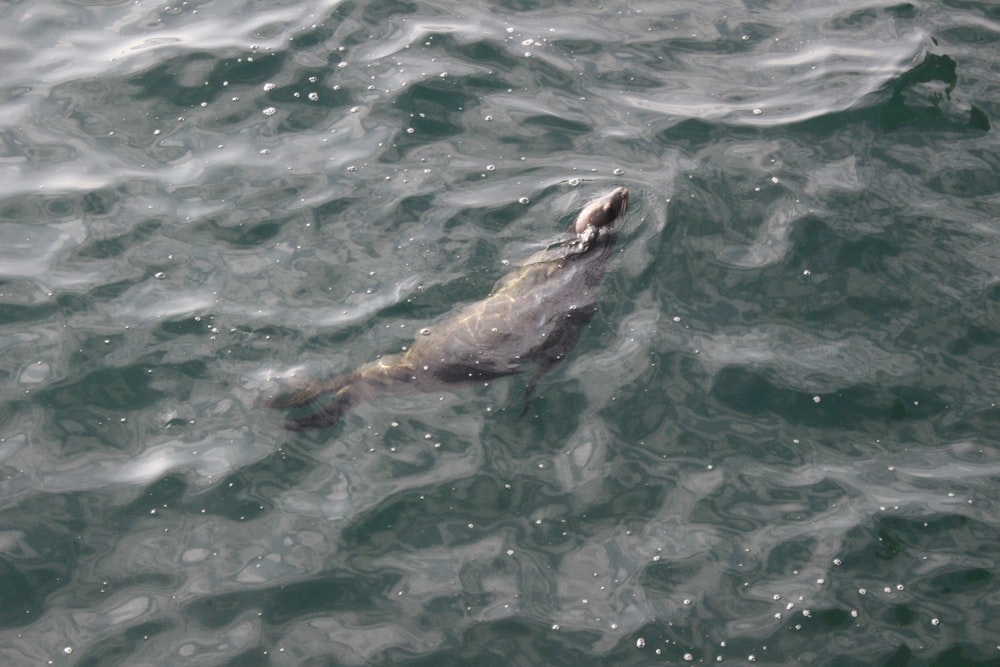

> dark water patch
[926,566,992,596]
[663,19,780,57]
[75,218,161,260]
[0,493,101,628]
[41,362,168,413]
[352,0,428,27]
[35,358,206,447]
[185,571,400,629]
[762,535,819,575]
[709,367,954,430]
[0,552,57,628]
[940,13,1000,47]
[595,67,664,91]
[124,473,189,513]
[600,465,669,519]
[267,80,355,134]
[826,2,919,30]
[0,192,89,221]
[156,317,217,337]
[490,0,561,12]
[0,127,77,166]
[929,168,1000,197]
[926,644,1000,666]
[0,282,60,325]
[310,194,359,226]
[86,278,139,302]
[286,21,337,52]
[191,217,285,247]
[221,442,319,498]
[550,38,602,57]
[451,38,522,72]
[835,235,902,274]
[410,619,601,667]
[74,620,176,667]
[653,118,735,154]
[342,483,502,550]
[176,470,272,523]
[129,51,287,110]
[489,389,599,457]
[80,189,122,217]
[522,113,592,137]
[388,79,469,142]
[641,555,703,591]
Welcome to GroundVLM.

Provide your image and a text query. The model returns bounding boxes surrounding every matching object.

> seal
[266,186,629,429]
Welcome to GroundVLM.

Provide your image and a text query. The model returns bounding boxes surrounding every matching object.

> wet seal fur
[266,186,630,430]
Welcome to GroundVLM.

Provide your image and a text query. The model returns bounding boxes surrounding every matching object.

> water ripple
[1,0,999,664]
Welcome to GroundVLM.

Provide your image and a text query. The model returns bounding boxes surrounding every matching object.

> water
[1,0,999,664]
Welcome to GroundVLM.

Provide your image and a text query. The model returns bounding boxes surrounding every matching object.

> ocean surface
[2,0,999,665]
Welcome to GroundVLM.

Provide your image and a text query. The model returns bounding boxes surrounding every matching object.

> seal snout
[609,186,629,220]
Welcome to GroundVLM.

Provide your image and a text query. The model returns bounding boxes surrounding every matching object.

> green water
[1,0,999,665]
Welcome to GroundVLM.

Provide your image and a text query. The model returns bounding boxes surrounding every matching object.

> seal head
[574,186,629,233]
[573,186,629,251]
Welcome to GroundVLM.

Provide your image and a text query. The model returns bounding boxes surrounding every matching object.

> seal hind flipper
[265,373,355,409]
[285,397,352,430]
[265,373,361,429]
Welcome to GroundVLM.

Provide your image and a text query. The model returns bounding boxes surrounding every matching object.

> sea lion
[266,186,629,429]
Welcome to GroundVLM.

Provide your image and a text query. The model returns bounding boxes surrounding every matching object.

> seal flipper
[265,373,355,409]
[518,358,557,417]
[518,375,540,418]
[285,394,352,430]
[518,305,598,417]
[266,372,359,429]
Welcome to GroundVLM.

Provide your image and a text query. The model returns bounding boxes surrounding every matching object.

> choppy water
[2,0,999,664]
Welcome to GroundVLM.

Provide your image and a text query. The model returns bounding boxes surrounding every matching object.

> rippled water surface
[2,0,1000,664]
